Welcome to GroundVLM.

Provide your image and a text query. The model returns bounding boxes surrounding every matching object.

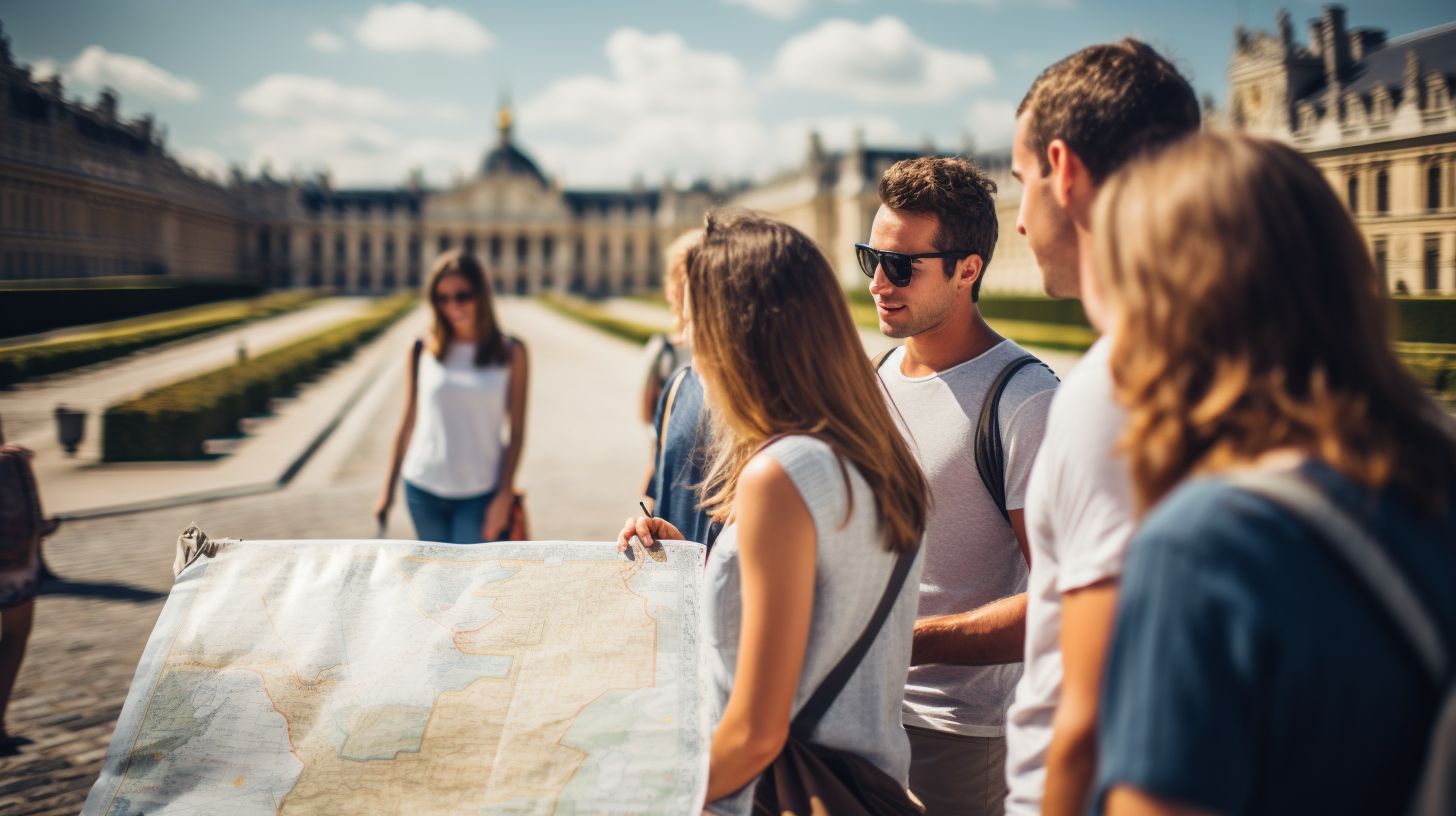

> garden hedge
[0,282,260,338]
[102,295,417,461]
[0,291,321,385]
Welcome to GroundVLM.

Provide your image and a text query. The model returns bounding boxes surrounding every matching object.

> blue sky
[4,0,1451,189]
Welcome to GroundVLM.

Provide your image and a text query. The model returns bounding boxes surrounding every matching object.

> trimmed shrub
[1393,298,1456,345]
[102,295,417,461]
[0,291,321,385]
[0,282,260,338]
[539,292,662,345]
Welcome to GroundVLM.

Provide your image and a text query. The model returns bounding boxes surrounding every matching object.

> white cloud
[354,3,494,55]
[238,74,404,120]
[724,0,812,20]
[37,46,200,103]
[518,28,767,186]
[772,16,994,104]
[240,119,478,186]
[938,0,1076,6]
[964,98,1017,151]
[308,30,345,53]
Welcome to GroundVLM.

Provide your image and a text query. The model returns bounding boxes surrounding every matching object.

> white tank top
[400,340,510,498]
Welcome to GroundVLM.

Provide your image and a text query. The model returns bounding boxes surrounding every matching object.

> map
[82,538,708,815]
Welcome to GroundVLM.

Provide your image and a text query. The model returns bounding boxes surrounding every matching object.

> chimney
[98,87,118,121]
[1348,28,1385,62]
[1403,48,1423,108]
[1320,5,1350,85]
[1308,20,1323,58]
[1277,10,1293,49]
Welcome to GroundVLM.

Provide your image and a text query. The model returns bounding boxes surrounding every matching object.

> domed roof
[480,142,546,185]
[479,100,546,185]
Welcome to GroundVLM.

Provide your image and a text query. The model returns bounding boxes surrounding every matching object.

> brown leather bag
[752,547,923,816]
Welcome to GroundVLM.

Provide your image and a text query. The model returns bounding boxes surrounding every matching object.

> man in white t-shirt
[865,157,1059,816]
[1001,40,1201,816]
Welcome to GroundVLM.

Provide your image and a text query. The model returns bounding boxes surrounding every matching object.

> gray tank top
[701,435,923,814]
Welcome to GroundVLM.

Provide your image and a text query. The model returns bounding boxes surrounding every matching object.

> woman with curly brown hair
[1091,131,1456,816]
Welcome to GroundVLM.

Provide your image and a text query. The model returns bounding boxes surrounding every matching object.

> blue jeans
[404,482,496,544]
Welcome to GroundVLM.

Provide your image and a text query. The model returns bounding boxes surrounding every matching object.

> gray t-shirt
[702,435,923,815]
[879,340,1058,736]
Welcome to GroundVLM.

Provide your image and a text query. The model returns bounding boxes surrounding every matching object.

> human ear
[1047,139,1076,209]
[958,254,984,291]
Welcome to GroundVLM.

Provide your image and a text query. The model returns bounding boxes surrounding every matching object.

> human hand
[615,515,684,558]
[482,492,515,541]
[372,493,392,530]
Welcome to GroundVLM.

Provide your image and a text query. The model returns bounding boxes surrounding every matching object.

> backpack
[1227,469,1455,816]
[874,347,1053,523]
[0,444,43,571]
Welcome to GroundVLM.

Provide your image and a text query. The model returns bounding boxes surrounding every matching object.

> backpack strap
[655,367,690,477]
[790,546,917,739]
[1225,469,1447,685]
[974,356,1051,524]
[871,346,898,372]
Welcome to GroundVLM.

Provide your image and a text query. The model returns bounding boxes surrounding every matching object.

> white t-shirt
[401,341,510,498]
[1003,337,1137,815]
[879,340,1058,737]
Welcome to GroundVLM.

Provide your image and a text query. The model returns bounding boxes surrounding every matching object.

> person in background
[375,250,529,544]
[619,210,930,814]
[1002,39,1201,816]
[638,230,699,428]
[0,415,59,753]
[1093,131,1456,816]
[638,229,720,551]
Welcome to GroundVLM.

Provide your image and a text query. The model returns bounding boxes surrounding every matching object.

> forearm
[705,718,784,803]
[911,592,1027,665]
[381,422,413,495]
[1042,711,1097,816]
[496,424,524,491]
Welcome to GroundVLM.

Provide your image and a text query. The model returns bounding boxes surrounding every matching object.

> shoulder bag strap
[1225,469,1447,685]
[656,367,690,473]
[790,547,918,739]
[974,355,1050,524]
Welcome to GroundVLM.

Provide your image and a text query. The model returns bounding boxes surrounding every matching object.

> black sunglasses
[432,290,476,306]
[855,243,971,288]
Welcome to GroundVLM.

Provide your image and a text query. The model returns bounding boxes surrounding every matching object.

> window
[359,235,372,263]
[384,235,396,262]
[334,234,346,262]
[1424,235,1440,292]
[1347,174,1359,214]
[490,236,502,263]
[542,237,555,263]
[1376,169,1389,215]
[1428,164,1443,212]
[437,235,451,253]
[310,232,323,262]
[1373,237,1388,290]
[517,236,529,264]
[464,235,477,259]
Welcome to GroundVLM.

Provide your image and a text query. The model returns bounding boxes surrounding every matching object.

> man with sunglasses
[864,156,1059,816]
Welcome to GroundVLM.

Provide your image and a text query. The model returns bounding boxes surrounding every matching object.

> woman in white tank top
[617,211,930,814]
[375,250,528,544]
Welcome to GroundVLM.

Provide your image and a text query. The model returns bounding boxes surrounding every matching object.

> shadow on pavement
[39,577,165,604]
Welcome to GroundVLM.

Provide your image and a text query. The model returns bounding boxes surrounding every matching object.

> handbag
[752,545,924,816]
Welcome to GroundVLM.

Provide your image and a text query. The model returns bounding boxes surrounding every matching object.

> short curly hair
[1017,39,1200,183]
[878,156,998,301]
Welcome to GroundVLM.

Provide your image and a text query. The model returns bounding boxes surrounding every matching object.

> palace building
[1229,6,1456,293]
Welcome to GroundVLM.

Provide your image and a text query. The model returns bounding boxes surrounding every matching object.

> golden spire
[497,90,512,143]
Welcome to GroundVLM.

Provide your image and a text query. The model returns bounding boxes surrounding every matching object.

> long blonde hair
[423,249,507,366]
[1094,131,1456,515]
[686,209,929,553]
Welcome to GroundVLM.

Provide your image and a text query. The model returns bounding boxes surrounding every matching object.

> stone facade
[1229,6,1456,293]
[0,24,248,283]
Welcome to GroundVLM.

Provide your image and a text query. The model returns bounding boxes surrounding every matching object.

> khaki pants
[906,725,1008,816]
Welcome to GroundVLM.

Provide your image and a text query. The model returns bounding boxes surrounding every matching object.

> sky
[4,0,1452,190]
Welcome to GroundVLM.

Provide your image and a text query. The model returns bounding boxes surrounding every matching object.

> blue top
[1095,460,1456,816]
[647,366,720,551]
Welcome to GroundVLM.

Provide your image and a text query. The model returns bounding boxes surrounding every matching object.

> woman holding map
[617,209,929,814]
[375,250,529,545]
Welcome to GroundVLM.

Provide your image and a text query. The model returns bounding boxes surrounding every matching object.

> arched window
[1375,169,1390,215]
[1347,174,1359,214]
[1428,163,1443,212]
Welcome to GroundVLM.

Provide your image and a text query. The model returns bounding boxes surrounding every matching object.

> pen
[634,501,667,562]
